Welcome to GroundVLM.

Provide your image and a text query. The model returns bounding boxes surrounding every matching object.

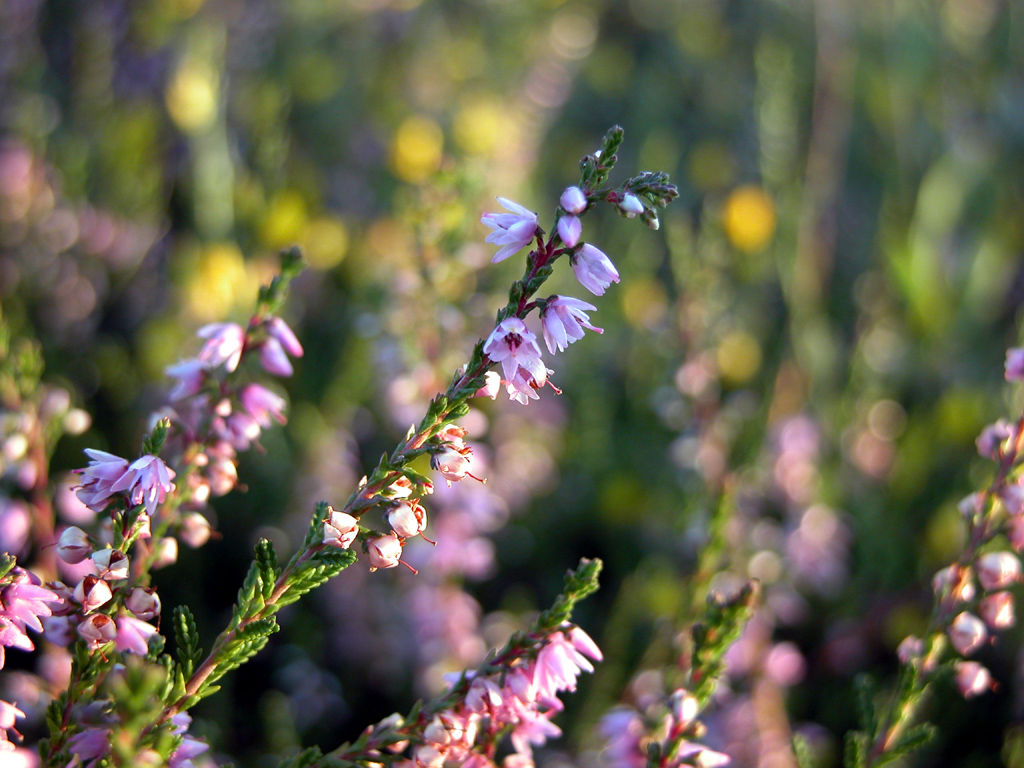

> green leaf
[173,605,202,678]
[844,731,868,768]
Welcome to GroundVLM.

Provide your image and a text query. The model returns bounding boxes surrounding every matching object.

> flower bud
[77,613,117,649]
[151,537,179,569]
[977,551,1021,591]
[90,549,129,580]
[1001,483,1024,516]
[948,611,987,656]
[668,689,698,728]
[74,575,113,613]
[560,186,587,215]
[388,501,427,539]
[179,512,212,548]
[324,509,359,550]
[475,371,501,400]
[57,527,92,564]
[125,587,161,621]
[367,534,403,570]
[896,635,923,665]
[557,215,582,248]
[1006,347,1024,382]
[431,445,475,486]
[619,193,644,217]
[43,615,77,647]
[979,591,1015,630]
[932,565,974,603]
[954,660,994,698]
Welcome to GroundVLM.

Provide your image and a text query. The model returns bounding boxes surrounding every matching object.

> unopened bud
[955,660,994,698]
[91,549,129,580]
[979,591,1015,630]
[324,509,359,550]
[57,527,91,564]
[74,575,113,613]
[77,613,117,649]
[560,186,587,215]
[388,501,427,539]
[367,534,403,571]
[619,193,644,217]
[932,565,975,603]
[948,611,987,656]
[977,551,1022,591]
[179,512,212,548]
[125,587,161,621]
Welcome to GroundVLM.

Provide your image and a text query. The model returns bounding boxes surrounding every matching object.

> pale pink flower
[259,337,294,376]
[557,215,581,248]
[979,591,1015,630]
[367,534,403,570]
[265,316,304,358]
[598,708,646,768]
[179,513,212,548]
[77,613,117,649]
[56,526,91,565]
[431,445,481,486]
[388,501,427,539]
[509,707,562,758]
[115,614,159,655]
[571,244,620,296]
[619,193,644,217]
[948,611,987,656]
[90,549,129,580]
[1006,347,1024,382]
[152,537,179,569]
[1,572,62,637]
[73,575,113,613]
[955,660,993,698]
[324,510,359,550]
[533,627,601,699]
[482,198,539,263]
[896,635,923,665]
[125,587,161,621]
[932,565,975,603]
[0,699,24,744]
[977,551,1021,591]
[165,359,210,401]
[239,384,287,427]
[109,454,176,516]
[74,449,131,511]
[475,371,502,400]
[483,317,546,384]
[560,186,587,215]
[197,322,246,372]
[541,296,602,354]
[170,713,210,768]
[505,366,554,405]
[977,419,1017,459]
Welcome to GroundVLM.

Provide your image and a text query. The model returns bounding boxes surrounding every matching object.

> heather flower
[483,318,546,384]
[976,420,1017,459]
[1006,347,1024,382]
[239,383,287,426]
[896,635,923,665]
[265,316,304,358]
[979,591,1015,630]
[108,454,176,516]
[169,713,210,768]
[56,526,92,564]
[955,660,993,698]
[932,565,975,603]
[504,365,558,405]
[948,612,987,656]
[367,534,403,570]
[259,337,295,376]
[475,371,502,400]
[114,614,159,655]
[179,512,212,548]
[166,359,210,401]
[533,626,602,699]
[541,296,602,354]
[976,551,1021,591]
[0,572,62,667]
[74,449,131,511]
[324,509,359,549]
[152,537,179,569]
[482,198,539,263]
[0,498,30,557]
[90,549,129,580]
[571,244,620,296]
[557,215,581,248]
[0,699,24,746]
[77,613,117,649]
[67,727,111,764]
[197,322,246,372]
[388,500,427,539]
[73,575,113,613]
[619,193,644,217]
[125,587,161,621]
[431,445,481,486]
[560,186,587,215]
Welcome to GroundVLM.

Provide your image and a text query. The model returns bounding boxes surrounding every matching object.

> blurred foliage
[3,0,1024,766]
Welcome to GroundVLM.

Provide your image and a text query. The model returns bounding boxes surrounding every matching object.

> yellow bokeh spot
[301,217,349,270]
[454,96,502,155]
[723,185,776,253]
[716,331,762,385]
[166,62,218,132]
[391,115,444,183]
[261,189,309,248]
[183,242,252,322]
[621,279,668,329]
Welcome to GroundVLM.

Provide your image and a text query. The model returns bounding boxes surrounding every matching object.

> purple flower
[571,244,620,296]
[481,198,539,263]
[482,318,545,383]
[197,322,246,372]
[541,296,602,354]
[170,713,210,768]
[166,359,210,401]
[259,337,294,376]
[556,215,581,248]
[239,384,287,427]
[109,454,176,516]
[0,570,61,667]
[1007,347,1024,382]
[560,186,587,215]
[74,449,131,511]
[265,316,304,357]
[114,614,159,655]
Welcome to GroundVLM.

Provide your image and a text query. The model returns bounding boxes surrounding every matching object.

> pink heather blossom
[43,615,77,647]
[619,193,644,217]
[571,244,620,296]
[324,510,359,549]
[932,565,975,603]
[388,501,427,539]
[197,322,246,372]
[475,371,502,400]
[1006,347,1024,382]
[0,699,25,745]
[977,551,1021,591]
[955,660,993,698]
[239,384,287,427]
[437,424,468,448]
[896,635,923,665]
[560,186,587,215]
[125,587,161,621]
[976,419,1017,459]
[483,317,546,384]
[533,626,601,700]
[509,707,562,758]
[431,445,481,486]
[598,708,646,768]
[74,449,131,511]
[482,197,539,263]
[557,215,581,248]
[73,575,113,613]
[0,572,62,667]
[77,613,117,649]
[179,513,213,548]
[67,727,111,764]
[265,316,304,358]
[165,359,210,401]
[90,549,129,580]
[0,499,30,557]
[541,296,603,354]
[948,611,987,656]
[108,454,176,516]
[979,591,1015,630]
[169,713,210,768]
[505,366,553,405]
[115,614,159,655]
[259,337,294,376]
[367,534,403,570]
[152,537,179,569]
[1000,484,1024,516]
[215,410,262,451]
[57,526,91,564]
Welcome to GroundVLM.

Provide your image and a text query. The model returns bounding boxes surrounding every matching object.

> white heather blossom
[481,198,539,263]
[619,193,644,217]
[367,534,403,570]
[324,509,359,549]
[475,371,502,400]
[560,186,587,215]
[571,244,620,296]
[976,551,1021,591]
[483,318,547,383]
[56,526,91,564]
[541,296,603,354]
[388,501,427,539]
[948,611,987,656]
[557,215,581,248]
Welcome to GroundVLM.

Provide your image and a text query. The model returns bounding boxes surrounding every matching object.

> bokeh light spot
[166,62,218,132]
[723,185,776,253]
[391,115,444,183]
[716,331,761,385]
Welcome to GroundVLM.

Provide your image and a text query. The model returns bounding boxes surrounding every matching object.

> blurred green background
[3,0,1024,766]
